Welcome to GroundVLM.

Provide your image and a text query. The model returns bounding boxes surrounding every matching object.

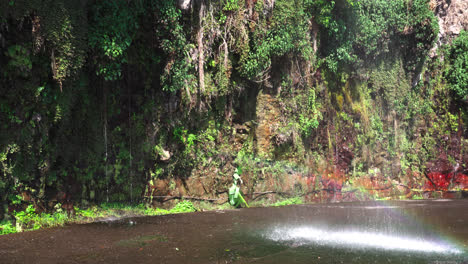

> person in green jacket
[228,168,249,208]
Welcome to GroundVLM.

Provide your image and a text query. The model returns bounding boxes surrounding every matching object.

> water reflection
[266,226,462,254]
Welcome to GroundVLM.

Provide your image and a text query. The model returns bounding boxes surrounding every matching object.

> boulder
[431,0,468,55]
[177,0,192,11]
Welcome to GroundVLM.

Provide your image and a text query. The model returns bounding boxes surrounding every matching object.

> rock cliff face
[2,0,468,217]
[432,0,468,51]
[177,0,192,11]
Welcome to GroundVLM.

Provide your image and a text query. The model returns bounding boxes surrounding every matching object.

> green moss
[272,197,303,207]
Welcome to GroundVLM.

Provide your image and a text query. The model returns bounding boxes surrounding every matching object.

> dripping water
[104,85,109,203]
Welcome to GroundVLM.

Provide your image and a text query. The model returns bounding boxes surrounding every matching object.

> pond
[1,200,468,263]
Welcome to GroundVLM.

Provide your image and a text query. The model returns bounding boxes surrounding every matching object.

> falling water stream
[1,200,467,263]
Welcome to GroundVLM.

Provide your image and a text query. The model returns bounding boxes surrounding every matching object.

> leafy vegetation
[240,0,314,79]
[89,0,140,81]
[298,88,321,136]
[154,1,195,92]
[315,0,438,72]
[1,201,198,235]
[169,200,197,213]
[0,220,16,235]
[0,0,465,227]
[272,197,303,207]
[446,30,468,101]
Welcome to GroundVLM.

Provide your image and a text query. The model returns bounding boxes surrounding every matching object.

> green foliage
[4,45,32,78]
[0,220,16,235]
[142,207,168,216]
[143,201,196,215]
[223,0,239,12]
[354,0,406,58]
[446,30,468,101]
[169,200,197,213]
[219,0,240,23]
[13,205,39,230]
[315,0,437,72]
[76,207,102,218]
[0,0,461,222]
[312,0,357,72]
[298,88,321,136]
[75,203,169,218]
[34,0,88,84]
[404,0,439,71]
[186,134,198,148]
[2,202,199,235]
[172,126,199,156]
[153,1,195,92]
[9,194,23,205]
[89,0,140,81]
[0,145,18,194]
[272,197,303,206]
[173,127,195,146]
[173,126,187,143]
[306,0,336,29]
[240,0,313,79]
[14,205,68,231]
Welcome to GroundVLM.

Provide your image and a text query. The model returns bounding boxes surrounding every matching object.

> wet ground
[1,200,468,263]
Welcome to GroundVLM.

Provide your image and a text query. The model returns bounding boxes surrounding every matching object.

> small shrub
[0,221,16,235]
[169,200,197,213]
[14,205,70,231]
[14,205,40,230]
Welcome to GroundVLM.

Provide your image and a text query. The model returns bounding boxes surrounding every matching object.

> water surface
[1,200,467,263]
